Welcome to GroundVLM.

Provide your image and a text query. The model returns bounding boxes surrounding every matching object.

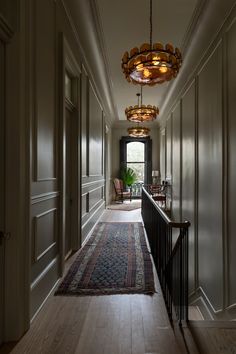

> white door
[0,39,5,346]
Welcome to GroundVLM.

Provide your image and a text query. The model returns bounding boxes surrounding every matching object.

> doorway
[60,37,81,265]
[64,77,78,258]
[65,103,73,258]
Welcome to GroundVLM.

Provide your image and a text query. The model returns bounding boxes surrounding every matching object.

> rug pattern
[55,222,155,296]
[106,201,141,211]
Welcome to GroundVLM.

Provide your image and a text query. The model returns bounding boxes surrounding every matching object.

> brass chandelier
[127,125,150,138]
[125,88,159,123]
[121,0,182,86]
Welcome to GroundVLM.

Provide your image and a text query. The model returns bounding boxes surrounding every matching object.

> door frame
[0,1,31,342]
[59,34,81,274]
[0,12,14,345]
[0,35,6,348]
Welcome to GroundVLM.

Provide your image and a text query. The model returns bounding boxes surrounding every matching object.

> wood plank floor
[0,208,186,354]
[189,321,236,354]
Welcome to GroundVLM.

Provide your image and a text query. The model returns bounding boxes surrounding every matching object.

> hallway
[1,208,186,354]
[2,0,236,350]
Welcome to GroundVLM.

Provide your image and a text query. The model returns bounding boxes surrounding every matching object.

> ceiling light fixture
[125,87,159,122]
[121,0,182,85]
[127,126,150,138]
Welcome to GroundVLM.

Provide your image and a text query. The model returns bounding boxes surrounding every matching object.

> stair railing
[142,186,190,325]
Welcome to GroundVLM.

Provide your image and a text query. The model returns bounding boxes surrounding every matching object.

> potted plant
[121,167,137,190]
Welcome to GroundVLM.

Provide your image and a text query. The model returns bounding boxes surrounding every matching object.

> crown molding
[91,0,119,120]
[60,0,116,125]
[181,0,209,54]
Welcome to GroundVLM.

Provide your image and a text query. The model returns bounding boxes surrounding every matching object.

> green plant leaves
[121,167,137,187]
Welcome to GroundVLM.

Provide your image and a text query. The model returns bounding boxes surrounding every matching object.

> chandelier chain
[137,93,140,106]
[150,0,152,47]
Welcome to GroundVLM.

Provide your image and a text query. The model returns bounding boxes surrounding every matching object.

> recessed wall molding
[197,287,223,315]
[30,0,60,321]
[88,80,104,178]
[160,4,236,319]
[88,186,104,212]
[89,198,103,214]
[0,13,14,42]
[32,0,57,182]
[189,290,215,320]
[81,200,105,239]
[33,208,57,263]
[85,185,104,194]
[35,242,56,263]
[81,178,105,189]
[81,192,89,218]
[31,191,59,204]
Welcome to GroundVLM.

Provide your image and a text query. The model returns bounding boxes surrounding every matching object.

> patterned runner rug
[106,200,141,211]
[55,222,155,296]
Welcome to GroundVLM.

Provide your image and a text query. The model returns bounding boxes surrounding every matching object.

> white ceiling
[94,0,199,121]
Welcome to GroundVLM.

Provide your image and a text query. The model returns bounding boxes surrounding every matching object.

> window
[127,142,145,183]
[120,136,152,189]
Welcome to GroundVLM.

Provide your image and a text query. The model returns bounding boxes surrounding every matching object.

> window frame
[120,136,152,185]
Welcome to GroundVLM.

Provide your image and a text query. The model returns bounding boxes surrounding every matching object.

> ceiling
[94,0,199,122]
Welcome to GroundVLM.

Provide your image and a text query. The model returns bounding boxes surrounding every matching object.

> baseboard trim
[190,296,214,320]
[30,278,60,323]
[189,320,236,328]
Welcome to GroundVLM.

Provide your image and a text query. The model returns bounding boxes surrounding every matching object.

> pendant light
[121,0,182,85]
[125,86,159,122]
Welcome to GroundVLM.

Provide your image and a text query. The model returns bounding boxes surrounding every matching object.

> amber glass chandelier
[127,125,150,138]
[121,0,182,85]
[125,87,159,123]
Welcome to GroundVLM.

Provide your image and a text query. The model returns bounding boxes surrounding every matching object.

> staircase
[141,186,236,354]
[142,186,190,325]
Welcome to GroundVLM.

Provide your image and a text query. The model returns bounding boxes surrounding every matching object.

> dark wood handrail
[141,186,190,325]
[142,186,190,228]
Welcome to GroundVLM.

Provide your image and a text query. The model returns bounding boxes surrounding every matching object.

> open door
[0,39,5,346]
